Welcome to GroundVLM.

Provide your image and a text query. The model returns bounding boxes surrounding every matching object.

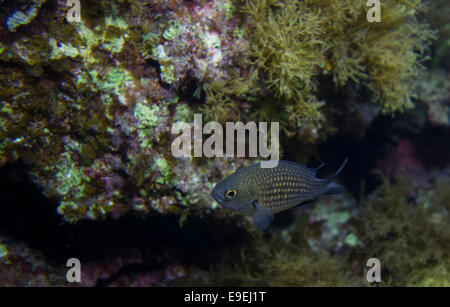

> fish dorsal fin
[311,162,325,174]
[326,157,348,181]
[276,160,318,175]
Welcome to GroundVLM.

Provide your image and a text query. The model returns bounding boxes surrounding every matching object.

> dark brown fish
[211,158,348,229]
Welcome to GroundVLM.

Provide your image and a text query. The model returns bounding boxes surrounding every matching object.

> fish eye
[225,189,237,200]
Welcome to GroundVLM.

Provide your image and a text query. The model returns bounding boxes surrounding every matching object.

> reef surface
[0,0,448,286]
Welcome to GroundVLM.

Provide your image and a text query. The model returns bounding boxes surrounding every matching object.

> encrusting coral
[0,0,254,222]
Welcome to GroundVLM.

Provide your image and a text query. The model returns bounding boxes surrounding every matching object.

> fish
[211,158,348,229]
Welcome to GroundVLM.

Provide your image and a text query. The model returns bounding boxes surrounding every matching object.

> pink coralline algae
[384,139,423,177]
[376,138,449,195]
[148,0,249,88]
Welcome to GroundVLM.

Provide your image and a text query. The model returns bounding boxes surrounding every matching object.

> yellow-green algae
[179,212,366,286]
[152,44,176,84]
[361,174,450,285]
[242,0,435,119]
[6,0,45,32]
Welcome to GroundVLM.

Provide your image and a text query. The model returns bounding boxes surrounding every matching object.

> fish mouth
[211,189,224,204]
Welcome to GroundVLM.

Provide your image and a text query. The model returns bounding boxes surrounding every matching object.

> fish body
[211,158,348,229]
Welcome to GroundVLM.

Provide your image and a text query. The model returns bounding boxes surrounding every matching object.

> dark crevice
[0,161,249,272]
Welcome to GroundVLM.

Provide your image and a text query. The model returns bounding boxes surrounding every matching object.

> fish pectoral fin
[251,200,274,230]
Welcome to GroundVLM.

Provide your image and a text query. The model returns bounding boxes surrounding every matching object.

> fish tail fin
[324,182,344,195]
[326,157,348,181]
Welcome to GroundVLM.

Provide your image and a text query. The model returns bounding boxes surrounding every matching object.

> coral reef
[0,232,66,286]
[0,0,448,287]
[0,0,251,222]
[0,0,437,223]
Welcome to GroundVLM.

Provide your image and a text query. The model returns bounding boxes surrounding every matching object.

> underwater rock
[6,0,46,32]
[417,70,450,126]
[0,233,65,286]
[0,0,442,227]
